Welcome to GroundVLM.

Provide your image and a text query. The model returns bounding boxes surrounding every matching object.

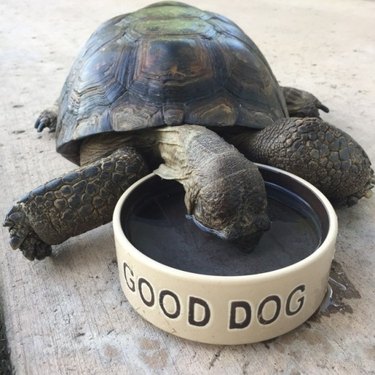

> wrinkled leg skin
[228,118,374,206]
[4,147,149,260]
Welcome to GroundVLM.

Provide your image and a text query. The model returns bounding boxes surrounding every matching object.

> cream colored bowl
[113,164,337,345]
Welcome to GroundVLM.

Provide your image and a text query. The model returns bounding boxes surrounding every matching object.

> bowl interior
[120,165,330,276]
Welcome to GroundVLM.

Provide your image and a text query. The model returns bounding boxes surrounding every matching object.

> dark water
[122,182,322,276]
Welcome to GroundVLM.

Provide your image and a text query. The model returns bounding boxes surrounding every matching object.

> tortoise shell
[56,1,288,163]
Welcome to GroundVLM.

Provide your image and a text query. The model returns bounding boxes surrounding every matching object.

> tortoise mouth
[189,214,229,239]
[190,213,271,242]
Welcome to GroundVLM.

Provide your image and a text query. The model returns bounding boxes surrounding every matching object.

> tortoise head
[154,125,270,247]
[189,170,270,246]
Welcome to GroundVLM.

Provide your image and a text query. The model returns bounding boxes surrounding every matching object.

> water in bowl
[121,180,323,276]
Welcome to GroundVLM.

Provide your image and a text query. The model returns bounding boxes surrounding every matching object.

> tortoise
[4,1,374,260]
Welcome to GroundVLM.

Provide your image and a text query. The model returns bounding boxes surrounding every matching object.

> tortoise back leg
[281,86,329,118]
[226,117,374,205]
[34,101,59,133]
[4,146,149,260]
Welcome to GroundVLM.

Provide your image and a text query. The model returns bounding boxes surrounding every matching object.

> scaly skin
[4,147,149,260]
[4,81,373,260]
[228,117,374,205]
[4,125,271,260]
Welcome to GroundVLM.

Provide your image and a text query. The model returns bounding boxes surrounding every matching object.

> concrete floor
[0,0,374,373]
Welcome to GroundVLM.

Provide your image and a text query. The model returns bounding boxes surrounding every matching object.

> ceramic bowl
[113,164,337,345]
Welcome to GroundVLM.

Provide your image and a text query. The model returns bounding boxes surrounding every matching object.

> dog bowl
[113,164,337,345]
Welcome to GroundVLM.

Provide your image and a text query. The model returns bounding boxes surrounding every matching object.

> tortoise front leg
[281,86,329,118]
[226,118,374,205]
[4,147,149,260]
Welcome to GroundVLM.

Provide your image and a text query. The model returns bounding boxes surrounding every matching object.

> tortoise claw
[316,101,329,114]
[4,203,52,260]
[19,233,52,261]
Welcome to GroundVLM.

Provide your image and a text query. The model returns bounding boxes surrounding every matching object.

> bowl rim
[113,163,338,284]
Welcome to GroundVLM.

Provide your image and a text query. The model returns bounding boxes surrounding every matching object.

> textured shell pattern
[56,1,288,163]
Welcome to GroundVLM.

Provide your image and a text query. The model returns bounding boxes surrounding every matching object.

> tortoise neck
[80,133,130,166]
[79,131,162,168]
